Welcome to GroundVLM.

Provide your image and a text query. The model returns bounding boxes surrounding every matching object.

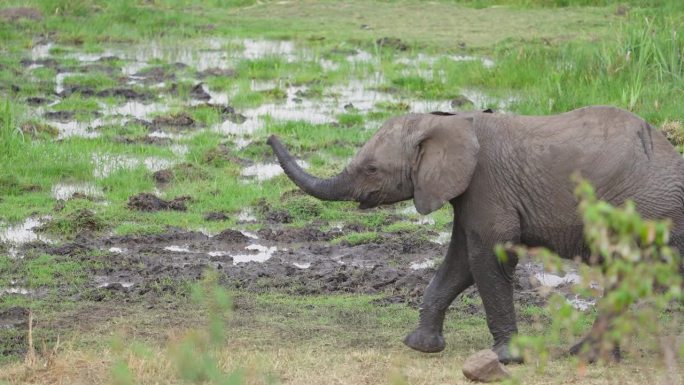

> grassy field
[1,0,683,384]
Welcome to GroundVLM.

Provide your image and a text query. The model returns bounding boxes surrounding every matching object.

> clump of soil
[190,84,211,100]
[153,169,173,184]
[127,193,190,212]
[205,211,229,221]
[450,95,474,108]
[662,120,684,146]
[203,143,250,166]
[0,307,31,329]
[133,66,178,83]
[114,135,172,146]
[25,96,51,106]
[152,112,195,128]
[20,121,58,138]
[376,37,408,51]
[197,67,236,78]
[43,110,75,121]
[38,208,107,237]
[59,85,96,98]
[96,88,151,100]
[192,103,247,124]
[214,229,249,243]
[0,7,43,22]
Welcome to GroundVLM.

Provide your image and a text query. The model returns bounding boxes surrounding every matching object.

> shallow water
[91,153,174,178]
[241,160,308,182]
[231,244,278,264]
[51,182,103,200]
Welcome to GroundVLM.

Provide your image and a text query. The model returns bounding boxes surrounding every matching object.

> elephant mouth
[357,191,382,210]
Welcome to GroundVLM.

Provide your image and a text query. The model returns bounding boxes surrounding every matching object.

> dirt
[204,211,230,221]
[0,7,43,22]
[197,67,236,79]
[127,193,191,211]
[153,169,174,184]
[376,37,409,51]
[152,112,195,129]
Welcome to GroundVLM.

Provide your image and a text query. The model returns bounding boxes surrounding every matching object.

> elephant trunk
[267,135,353,201]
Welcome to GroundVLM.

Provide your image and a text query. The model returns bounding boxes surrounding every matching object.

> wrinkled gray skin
[267,106,684,363]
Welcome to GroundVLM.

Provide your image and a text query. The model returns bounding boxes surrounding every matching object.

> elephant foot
[493,343,523,365]
[403,328,445,353]
[569,337,621,363]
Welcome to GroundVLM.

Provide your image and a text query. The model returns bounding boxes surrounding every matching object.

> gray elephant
[267,106,684,363]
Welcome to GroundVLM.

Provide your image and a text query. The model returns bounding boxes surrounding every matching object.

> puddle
[568,296,595,311]
[241,231,259,240]
[92,153,174,178]
[51,182,103,200]
[396,53,494,69]
[238,208,257,222]
[241,161,308,182]
[55,72,77,95]
[106,100,167,120]
[410,259,437,270]
[94,276,135,289]
[459,88,517,111]
[242,39,301,62]
[293,262,311,269]
[0,287,32,296]
[0,217,53,251]
[534,271,581,287]
[164,245,191,253]
[231,244,278,264]
[30,42,53,60]
[431,232,451,245]
[50,120,102,139]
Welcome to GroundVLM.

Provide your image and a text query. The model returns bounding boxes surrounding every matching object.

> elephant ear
[411,116,479,215]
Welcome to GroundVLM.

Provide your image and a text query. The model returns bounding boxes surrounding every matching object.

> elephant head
[267,113,480,214]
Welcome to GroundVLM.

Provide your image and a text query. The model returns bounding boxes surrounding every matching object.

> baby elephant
[267,106,684,363]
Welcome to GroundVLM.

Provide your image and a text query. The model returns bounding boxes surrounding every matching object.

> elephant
[266,106,684,363]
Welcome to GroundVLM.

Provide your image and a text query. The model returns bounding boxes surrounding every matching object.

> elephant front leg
[404,224,474,353]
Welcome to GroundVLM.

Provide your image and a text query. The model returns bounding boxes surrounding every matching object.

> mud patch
[205,211,229,221]
[127,193,190,212]
[152,112,195,129]
[0,7,42,22]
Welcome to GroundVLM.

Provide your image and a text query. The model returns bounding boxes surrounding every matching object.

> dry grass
[1,327,680,385]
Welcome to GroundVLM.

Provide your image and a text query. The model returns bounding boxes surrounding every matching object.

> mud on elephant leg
[569,312,621,363]
[404,221,474,353]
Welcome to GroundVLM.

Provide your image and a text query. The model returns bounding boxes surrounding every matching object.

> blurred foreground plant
[498,177,682,376]
[111,271,246,385]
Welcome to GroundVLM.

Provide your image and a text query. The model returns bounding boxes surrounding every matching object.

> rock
[462,349,511,383]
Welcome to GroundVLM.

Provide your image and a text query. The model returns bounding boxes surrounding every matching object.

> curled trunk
[267,135,353,201]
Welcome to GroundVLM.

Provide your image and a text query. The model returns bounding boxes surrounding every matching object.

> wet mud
[5,218,580,310]
[127,193,190,212]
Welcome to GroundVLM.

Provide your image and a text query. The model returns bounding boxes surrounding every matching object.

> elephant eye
[366,165,378,175]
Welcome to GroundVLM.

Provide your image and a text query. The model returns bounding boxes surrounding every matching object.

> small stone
[462,349,511,383]
[450,95,474,108]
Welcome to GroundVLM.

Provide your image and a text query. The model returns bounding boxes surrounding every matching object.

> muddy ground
[0,34,588,361]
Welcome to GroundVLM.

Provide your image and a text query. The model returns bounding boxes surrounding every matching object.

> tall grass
[0,100,26,162]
